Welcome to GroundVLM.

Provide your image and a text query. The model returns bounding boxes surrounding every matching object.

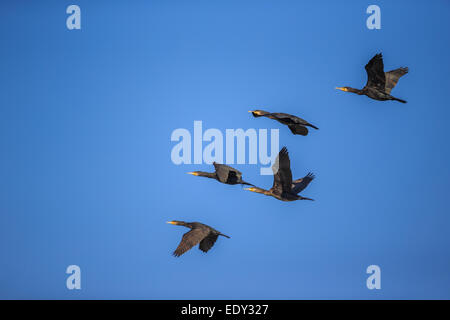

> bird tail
[307,123,319,130]
[301,196,314,201]
[392,97,407,103]
[219,233,231,238]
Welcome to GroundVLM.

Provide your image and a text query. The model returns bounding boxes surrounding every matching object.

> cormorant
[167,221,230,257]
[249,110,319,136]
[336,53,408,103]
[244,147,315,201]
[188,162,254,186]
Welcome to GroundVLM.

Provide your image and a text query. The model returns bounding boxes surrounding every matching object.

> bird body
[188,162,254,186]
[244,147,315,202]
[336,53,408,103]
[249,110,319,136]
[167,221,230,257]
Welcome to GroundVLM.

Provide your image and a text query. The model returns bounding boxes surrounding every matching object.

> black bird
[336,53,408,103]
[244,147,315,201]
[167,221,230,257]
[249,110,319,136]
[188,162,254,186]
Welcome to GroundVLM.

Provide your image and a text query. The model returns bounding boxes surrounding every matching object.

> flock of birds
[167,53,409,257]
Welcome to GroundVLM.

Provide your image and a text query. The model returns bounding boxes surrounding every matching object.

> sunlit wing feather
[173,228,210,257]
[213,162,242,183]
[291,172,315,194]
[384,67,408,94]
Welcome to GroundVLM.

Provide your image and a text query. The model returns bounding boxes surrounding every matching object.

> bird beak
[166,221,176,225]
[244,187,255,192]
[187,172,199,176]
[335,87,348,92]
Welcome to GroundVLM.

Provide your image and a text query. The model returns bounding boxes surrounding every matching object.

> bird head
[166,220,183,226]
[335,86,361,94]
[248,110,269,117]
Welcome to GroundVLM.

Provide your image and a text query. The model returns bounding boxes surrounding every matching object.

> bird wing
[271,147,293,194]
[291,172,315,194]
[288,124,308,136]
[199,233,219,253]
[365,53,386,91]
[173,228,210,257]
[271,113,308,125]
[213,162,242,183]
[384,67,408,94]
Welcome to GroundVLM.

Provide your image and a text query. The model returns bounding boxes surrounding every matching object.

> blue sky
[1,0,450,299]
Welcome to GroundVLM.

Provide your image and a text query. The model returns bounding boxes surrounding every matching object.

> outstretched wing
[199,233,219,253]
[173,228,210,257]
[271,147,293,194]
[365,53,386,91]
[213,162,242,183]
[384,67,408,94]
[291,172,315,194]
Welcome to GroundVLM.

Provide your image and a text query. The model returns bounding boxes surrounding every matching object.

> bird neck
[255,187,271,195]
[184,222,195,229]
[194,171,217,179]
[348,87,364,94]
[245,186,269,195]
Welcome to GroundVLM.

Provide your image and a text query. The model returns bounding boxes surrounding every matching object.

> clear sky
[1,0,450,299]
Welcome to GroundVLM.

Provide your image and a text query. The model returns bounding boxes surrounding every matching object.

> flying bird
[249,110,319,136]
[244,147,315,201]
[167,221,230,257]
[336,53,408,103]
[188,162,254,186]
